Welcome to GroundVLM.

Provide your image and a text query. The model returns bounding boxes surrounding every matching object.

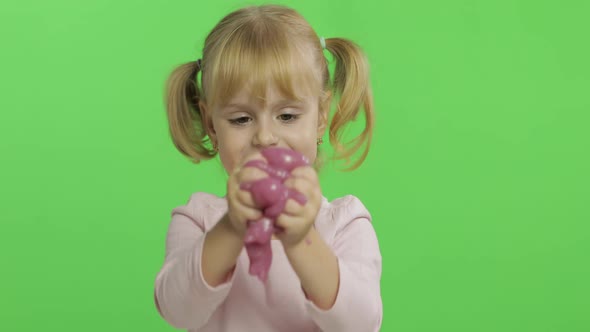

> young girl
[154,4,382,332]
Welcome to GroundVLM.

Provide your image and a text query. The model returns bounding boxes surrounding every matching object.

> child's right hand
[224,153,268,237]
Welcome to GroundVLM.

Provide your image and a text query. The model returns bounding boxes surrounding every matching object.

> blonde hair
[165,4,374,170]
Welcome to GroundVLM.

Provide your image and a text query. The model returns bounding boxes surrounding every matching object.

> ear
[317,91,332,137]
[199,101,217,142]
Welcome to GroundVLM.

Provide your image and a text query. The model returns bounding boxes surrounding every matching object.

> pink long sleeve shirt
[154,192,382,332]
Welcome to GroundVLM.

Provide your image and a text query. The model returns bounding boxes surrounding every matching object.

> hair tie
[196,59,202,70]
[320,37,326,50]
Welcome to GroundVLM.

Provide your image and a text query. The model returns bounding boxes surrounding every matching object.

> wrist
[223,212,239,232]
[218,213,245,244]
[283,226,316,256]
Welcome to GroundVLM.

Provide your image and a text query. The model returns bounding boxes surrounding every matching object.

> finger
[236,188,257,208]
[275,213,301,230]
[290,166,318,182]
[284,177,313,199]
[282,198,304,215]
[235,205,263,223]
[283,176,309,191]
[282,178,311,206]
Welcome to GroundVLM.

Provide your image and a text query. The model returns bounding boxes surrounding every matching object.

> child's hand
[275,166,322,248]
[225,154,268,237]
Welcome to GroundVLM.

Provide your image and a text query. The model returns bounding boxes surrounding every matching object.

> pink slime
[240,147,309,282]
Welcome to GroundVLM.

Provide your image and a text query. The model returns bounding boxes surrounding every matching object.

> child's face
[203,83,326,173]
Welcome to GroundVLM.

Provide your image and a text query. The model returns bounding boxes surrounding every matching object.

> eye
[278,113,299,122]
[229,116,252,125]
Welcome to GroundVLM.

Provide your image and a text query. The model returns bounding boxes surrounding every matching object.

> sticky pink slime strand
[240,148,309,282]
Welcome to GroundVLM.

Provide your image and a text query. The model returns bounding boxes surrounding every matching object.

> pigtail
[164,61,215,163]
[324,38,375,170]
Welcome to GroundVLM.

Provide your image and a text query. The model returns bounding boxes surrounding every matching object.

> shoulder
[325,195,372,222]
[315,195,373,243]
[171,192,227,231]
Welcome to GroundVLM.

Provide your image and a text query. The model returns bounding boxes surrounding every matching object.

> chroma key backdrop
[1,0,588,331]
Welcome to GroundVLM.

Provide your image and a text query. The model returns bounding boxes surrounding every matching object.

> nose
[252,119,279,147]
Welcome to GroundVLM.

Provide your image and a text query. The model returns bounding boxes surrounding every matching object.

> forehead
[203,30,323,110]
[209,60,320,111]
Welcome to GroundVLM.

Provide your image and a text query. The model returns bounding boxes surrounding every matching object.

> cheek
[216,137,238,172]
[218,150,234,173]
[304,150,318,167]
[289,132,318,163]
[292,121,320,159]
[217,134,249,172]
[217,124,236,172]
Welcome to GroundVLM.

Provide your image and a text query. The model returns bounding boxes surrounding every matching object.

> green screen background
[1,0,588,331]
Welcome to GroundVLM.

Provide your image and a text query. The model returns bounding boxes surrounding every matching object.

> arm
[154,196,243,329]
[277,167,382,331]
[289,198,383,332]
[155,157,265,329]
[202,213,244,286]
[284,227,339,309]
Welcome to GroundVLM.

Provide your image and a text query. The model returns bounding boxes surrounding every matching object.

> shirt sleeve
[154,193,236,330]
[305,196,383,332]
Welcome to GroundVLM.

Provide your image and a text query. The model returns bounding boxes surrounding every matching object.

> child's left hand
[275,165,322,249]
